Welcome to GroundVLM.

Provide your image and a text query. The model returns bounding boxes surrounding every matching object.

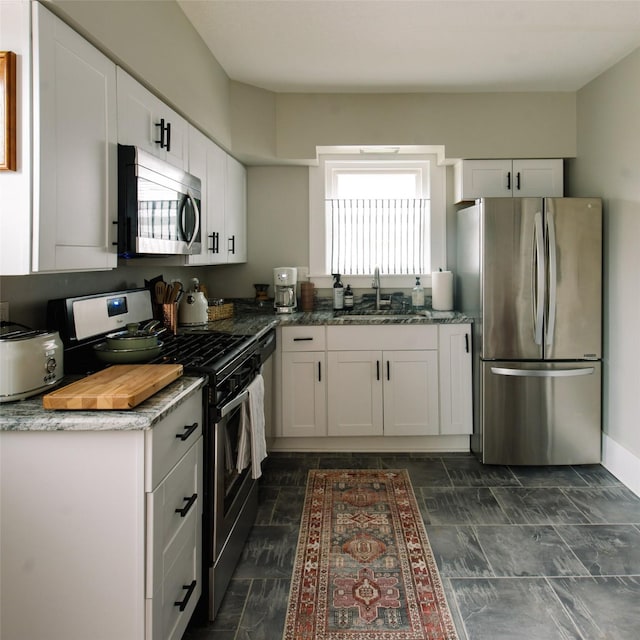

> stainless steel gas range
[47,288,275,623]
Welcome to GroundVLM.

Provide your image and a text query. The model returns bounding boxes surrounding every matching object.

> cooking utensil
[93,340,164,364]
[155,281,167,304]
[105,321,160,350]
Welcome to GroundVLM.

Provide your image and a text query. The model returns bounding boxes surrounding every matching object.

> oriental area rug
[283,469,459,640]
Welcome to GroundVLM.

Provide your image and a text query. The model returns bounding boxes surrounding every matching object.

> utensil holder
[160,303,178,334]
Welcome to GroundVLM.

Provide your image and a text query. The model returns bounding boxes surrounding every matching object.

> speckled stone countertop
[1,297,471,432]
[201,297,472,333]
[0,376,205,432]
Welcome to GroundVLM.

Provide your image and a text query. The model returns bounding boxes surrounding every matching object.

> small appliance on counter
[0,323,64,402]
[178,278,209,325]
[273,267,297,313]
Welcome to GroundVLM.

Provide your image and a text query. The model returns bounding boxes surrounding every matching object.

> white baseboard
[601,433,640,497]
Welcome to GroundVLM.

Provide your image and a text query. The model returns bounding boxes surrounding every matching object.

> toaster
[0,324,64,402]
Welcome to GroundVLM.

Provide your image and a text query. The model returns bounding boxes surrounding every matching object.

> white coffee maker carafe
[273,267,297,313]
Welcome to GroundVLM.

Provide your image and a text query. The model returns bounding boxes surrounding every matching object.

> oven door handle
[219,388,250,419]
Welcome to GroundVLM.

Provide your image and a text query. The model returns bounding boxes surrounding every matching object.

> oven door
[212,387,255,560]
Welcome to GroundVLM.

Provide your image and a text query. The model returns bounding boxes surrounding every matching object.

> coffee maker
[273,267,297,313]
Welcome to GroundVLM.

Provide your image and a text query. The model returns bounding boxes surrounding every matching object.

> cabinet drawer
[327,325,438,351]
[280,326,326,351]
[147,501,201,640]
[147,437,202,596]
[145,391,203,491]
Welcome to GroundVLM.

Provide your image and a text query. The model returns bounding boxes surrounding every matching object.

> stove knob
[45,357,58,374]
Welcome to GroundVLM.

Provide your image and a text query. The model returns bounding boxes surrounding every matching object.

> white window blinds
[327,198,429,275]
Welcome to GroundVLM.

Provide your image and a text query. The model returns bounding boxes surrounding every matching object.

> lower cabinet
[279,326,327,437]
[278,323,472,440]
[0,390,203,640]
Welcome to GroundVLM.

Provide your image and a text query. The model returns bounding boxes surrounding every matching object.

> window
[309,148,445,288]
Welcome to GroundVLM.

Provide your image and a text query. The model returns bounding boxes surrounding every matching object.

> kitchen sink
[332,309,458,322]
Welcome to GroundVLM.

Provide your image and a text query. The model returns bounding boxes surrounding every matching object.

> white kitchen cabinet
[438,324,473,435]
[187,126,227,265]
[0,2,118,274]
[454,159,563,202]
[186,126,247,266]
[0,390,203,640]
[225,154,248,263]
[326,326,440,437]
[117,67,188,170]
[279,326,327,437]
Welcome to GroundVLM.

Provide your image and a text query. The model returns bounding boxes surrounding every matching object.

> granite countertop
[0,297,471,433]
[202,298,472,332]
[0,376,206,432]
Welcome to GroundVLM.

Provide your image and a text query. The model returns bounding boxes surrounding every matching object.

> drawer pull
[175,493,198,518]
[176,422,198,441]
[174,580,197,612]
[293,337,314,341]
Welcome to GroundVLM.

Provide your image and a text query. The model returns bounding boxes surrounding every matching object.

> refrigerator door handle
[546,211,558,346]
[533,212,545,345]
[491,366,595,378]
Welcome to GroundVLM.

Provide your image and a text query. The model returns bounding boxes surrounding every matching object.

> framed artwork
[1,51,17,172]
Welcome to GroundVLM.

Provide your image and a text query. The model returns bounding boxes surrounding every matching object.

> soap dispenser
[332,273,344,310]
[344,284,354,309]
[412,276,425,310]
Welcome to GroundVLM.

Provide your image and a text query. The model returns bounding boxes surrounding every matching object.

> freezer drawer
[481,361,601,465]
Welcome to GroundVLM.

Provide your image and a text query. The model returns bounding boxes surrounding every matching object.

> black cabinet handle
[386,361,390,381]
[516,171,521,190]
[465,333,470,353]
[175,422,198,441]
[376,360,380,381]
[155,119,171,151]
[507,171,511,191]
[318,361,322,382]
[174,580,197,611]
[207,233,215,253]
[228,235,236,254]
[293,337,314,341]
[175,493,197,518]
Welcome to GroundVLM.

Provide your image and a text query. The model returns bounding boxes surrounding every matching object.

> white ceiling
[177,0,640,93]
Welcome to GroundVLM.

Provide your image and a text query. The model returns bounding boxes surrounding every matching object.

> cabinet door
[439,325,473,435]
[455,159,512,201]
[116,68,188,170]
[512,159,563,197]
[33,3,117,272]
[282,351,326,437]
[186,127,226,265]
[383,350,439,436]
[327,351,383,436]
[225,155,247,263]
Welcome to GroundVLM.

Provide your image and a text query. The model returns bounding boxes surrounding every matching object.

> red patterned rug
[283,469,459,639]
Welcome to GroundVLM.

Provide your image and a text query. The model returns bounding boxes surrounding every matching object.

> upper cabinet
[454,159,563,203]
[116,68,188,170]
[225,155,247,264]
[186,126,247,266]
[1,2,118,274]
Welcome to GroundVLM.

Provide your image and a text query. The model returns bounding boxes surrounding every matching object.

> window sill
[310,274,432,290]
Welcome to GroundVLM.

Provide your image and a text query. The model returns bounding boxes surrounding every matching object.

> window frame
[309,150,446,289]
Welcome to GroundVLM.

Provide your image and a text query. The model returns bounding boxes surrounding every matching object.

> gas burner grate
[152,331,255,372]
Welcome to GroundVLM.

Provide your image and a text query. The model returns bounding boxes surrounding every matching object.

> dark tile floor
[184,452,640,640]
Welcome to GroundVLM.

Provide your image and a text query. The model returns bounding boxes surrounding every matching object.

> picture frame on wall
[0,51,17,172]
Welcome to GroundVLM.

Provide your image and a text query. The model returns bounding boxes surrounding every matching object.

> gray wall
[566,47,640,461]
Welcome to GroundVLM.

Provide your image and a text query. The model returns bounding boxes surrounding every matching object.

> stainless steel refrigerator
[456,197,602,465]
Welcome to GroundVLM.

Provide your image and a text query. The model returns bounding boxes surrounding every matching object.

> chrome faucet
[372,267,390,310]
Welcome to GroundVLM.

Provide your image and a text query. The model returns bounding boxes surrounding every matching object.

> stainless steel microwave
[117,145,202,257]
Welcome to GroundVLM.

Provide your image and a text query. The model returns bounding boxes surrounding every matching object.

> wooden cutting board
[43,364,183,410]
